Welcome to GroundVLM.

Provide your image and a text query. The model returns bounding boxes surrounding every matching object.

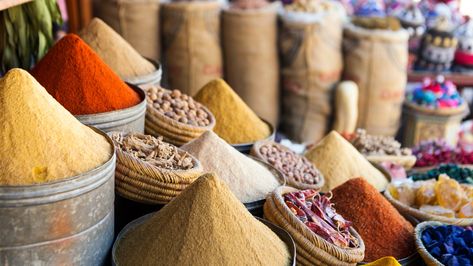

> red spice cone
[31,34,140,115]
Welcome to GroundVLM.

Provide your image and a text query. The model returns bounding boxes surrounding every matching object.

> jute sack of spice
[263,186,365,266]
[221,3,279,126]
[161,1,223,96]
[145,86,216,146]
[343,22,409,137]
[93,0,160,61]
[279,1,344,143]
[111,132,203,204]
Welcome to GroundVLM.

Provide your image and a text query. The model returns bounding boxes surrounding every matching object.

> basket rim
[250,140,325,190]
[145,88,216,132]
[110,131,204,176]
[414,221,448,266]
[271,186,366,253]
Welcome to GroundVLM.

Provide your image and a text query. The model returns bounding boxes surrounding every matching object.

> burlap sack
[279,5,344,143]
[343,24,409,137]
[161,1,223,96]
[222,4,279,126]
[93,0,160,61]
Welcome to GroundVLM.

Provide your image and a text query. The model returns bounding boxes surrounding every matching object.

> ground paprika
[31,34,140,115]
[330,178,416,262]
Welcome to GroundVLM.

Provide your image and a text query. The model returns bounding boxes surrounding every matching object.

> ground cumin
[181,131,280,203]
[193,79,270,144]
[330,178,416,262]
[31,34,140,115]
[80,18,156,79]
[305,131,388,191]
[0,69,112,185]
[115,173,291,266]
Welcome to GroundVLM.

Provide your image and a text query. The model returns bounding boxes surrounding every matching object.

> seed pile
[111,133,194,170]
[181,131,280,203]
[194,79,270,144]
[256,141,322,185]
[115,173,291,266]
[0,69,112,185]
[331,178,416,262]
[79,18,156,79]
[147,86,211,127]
[348,128,412,156]
[31,34,140,115]
[305,131,388,191]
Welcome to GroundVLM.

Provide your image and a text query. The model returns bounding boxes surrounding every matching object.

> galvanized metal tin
[124,59,162,90]
[232,119,276,154]
[0,128,116,265]
[76,84,146,133]
[112,214,296,266]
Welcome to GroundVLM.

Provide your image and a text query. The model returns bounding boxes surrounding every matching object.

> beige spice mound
[115,173,291,266]
[181,130,280,203]
[0,69,112,185]
[304,131,388,191]
[80,18,155,79]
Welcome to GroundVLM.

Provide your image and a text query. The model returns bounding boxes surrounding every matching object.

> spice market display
[2,0,473,265]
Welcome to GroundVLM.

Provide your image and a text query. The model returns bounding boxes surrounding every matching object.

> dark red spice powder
[330,178,416,262]
[31,34,140,115]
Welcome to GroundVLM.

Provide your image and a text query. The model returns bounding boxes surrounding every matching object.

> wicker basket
[144,98,216,146]
[250,140,325,190]
[414,221,447,266]
[366,155,417,170]
[263,186,365,266]
[113,135,204,204]
[384,184,473,226]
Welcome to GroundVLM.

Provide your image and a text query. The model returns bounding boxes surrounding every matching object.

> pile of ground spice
[194,79,270,144]
[0,69,112,185]
[305,131,388,191]
[115,173,291,266]
[31,34,140,115]
[181,131,280,203]
[79,18,156,79]
[330,178,416,262]
[111,132,194,170]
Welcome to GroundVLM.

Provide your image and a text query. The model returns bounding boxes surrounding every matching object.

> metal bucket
[124,59,162,90]
[112,214,296,266]
[0,128,116,265]
[75,84,146,133]
[232,119,276,154]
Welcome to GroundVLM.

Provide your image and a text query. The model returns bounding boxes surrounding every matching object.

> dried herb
[112,133,194,170]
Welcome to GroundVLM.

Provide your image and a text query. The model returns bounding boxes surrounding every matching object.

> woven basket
[145,101,216,146]
[414,221,446,266]
[113,137,204,204]
[384,185,473,226]
[366,155,417,170]
[263,186,365,266]
[250,140,325,190]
